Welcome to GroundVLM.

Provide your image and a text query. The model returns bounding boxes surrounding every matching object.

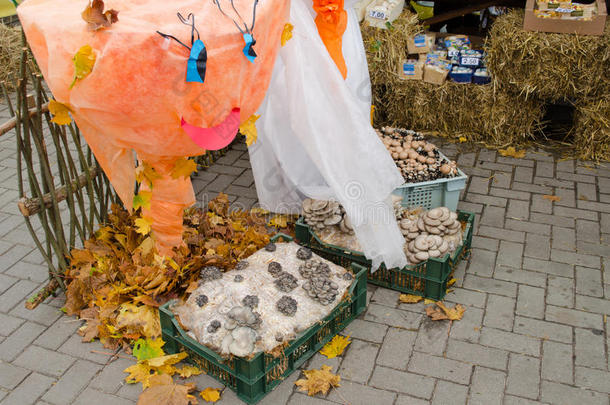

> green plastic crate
[159,234,367,405]
[295,211,474,300]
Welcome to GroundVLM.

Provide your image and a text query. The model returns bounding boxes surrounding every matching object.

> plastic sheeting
[18,0,289,254]
[249,0,408,270]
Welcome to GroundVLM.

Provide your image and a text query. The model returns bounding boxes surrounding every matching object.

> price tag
[368,10,387,20]
[555,7,573,13]
[460,57,480,67]
[403,63,415,75]
[414,34,426,47]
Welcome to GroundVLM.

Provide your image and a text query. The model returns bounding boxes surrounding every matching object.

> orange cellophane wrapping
[18,0,289,254]
[313,0,347,79]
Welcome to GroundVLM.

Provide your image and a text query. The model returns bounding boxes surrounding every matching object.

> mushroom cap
[228,326,257,357]
[312,199,329,211]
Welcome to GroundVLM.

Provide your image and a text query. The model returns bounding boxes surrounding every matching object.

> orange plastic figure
[313,0,348,79]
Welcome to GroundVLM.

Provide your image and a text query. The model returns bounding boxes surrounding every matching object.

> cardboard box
[524,0,607,35]
[407,33,436,54]
[423,63,450,85]
[355,0,376,21]
[365,0,405,29]
[399,59,424,80]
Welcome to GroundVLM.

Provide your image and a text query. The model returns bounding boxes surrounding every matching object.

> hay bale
[571,95,610,161]
[486,10,610,102]
[0,24,21,90]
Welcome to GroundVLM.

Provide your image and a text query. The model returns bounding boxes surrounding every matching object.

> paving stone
[506,219,551,236]
[341,319,387,343]
[575,328,607,369]
[576,219,600,243]
[494,266,547,288]
[9,302,62,327]
[496,241,524,269]
[395,395,430,405]
[467,249,496,277]
[363,304,422,329]
[471,236,499,252]
[34,316,83,350]
[465,193,507,208]
[601,213,610,234]
[554,187,576,207]
[327,379,396,405]
[14,345,75,377]
[58,335,116,365]
[256,370,298,405]
[0,273,18,295]
[552,226,576,251]
[431,380,468,405]
[457,201,483,214]
[542,340,573,384]
[575,266,604,297]
[576,240,610,257]
[469,366,505,405]
[492,171,512,189]
[4,261,49,283]
[0,321,45,361]
[483,294,515,331]
[370,287,399,308]
[115,380,140,402]
[0,362,30,390]
[477,226,524,243]
[558,172,595,184]
[463,275,517,297]
[408,352,472,384]
[546,305,603,329]
[376,327,416,370]
[541,381,608,405]
[89,357,141,394]
[445,288,487,308]
[531,194,553,214]
[556,159,575,173]
[514,166,533,183]
[506,199,529,220]
[498,157,534,167]
[492,188,531,202]
[369,366,435,399]
[577,182,597,202]
[524,234,550,260]
[522,257,573,278]
[578,199,610,213]
[73,388,134,405]
[513,316,572,344]
[480,162,514,172]
[480,328,540,356]
[536,161,554,178]
[575,294,610,315]
[551,249,601,269]
[338,339,378,383]
[513,182,553,195]
[503,395,544,405]
[534,177,574,189]
[480,206,505,228]
[0,372,55,405]
[506,354,540,400]
[516,285,545,319]
[413,317,449,355]
[575,366,610,395]
[457,152,476,167]
[206,174,239,193]
[0,312,24,337]
[449,306,483,344]
[0,279,39,312]
[42,360,101,405]
[446,339,508,370]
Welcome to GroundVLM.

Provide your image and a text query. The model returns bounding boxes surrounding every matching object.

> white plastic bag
[249,0,407,270]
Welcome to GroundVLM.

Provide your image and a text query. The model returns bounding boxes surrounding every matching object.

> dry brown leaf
[399,294,423,304]
[295,365,340,396]
[542,195,561,202]
[426,302,466,321]
[82,0,119,31]
[137,374,198,405]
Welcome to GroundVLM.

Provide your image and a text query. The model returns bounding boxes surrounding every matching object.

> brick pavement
[0,97,609,404]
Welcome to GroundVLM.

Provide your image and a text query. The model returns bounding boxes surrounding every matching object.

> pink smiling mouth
[181,107,241,151]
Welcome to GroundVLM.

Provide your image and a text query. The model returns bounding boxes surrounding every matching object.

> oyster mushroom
[221,326,257,357]
[276,295,298,316]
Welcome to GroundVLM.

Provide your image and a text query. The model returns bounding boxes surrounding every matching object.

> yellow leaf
[133,191,152,211]
[124,362,153,388]
[268,214,288,229]
[137,374,198,405]
[49,100,73,125]
[207,212,225,227]
[399,294,423,304]
[137,237,155,256]
[458,136,467,143]
[70,45,96,89]
[135,217,153,236]
[425,302,466,321]
[116,303,161,339]
[177,365,203,379]
[147,352,188,369]
[447,278,457,287]
[498,146,526,159]
[240,114,260,147]
[295,365,340,396]
[281,23,293,46]
[542,194,561,202]
[200,387,221,402]
[423,298,436,305]
[171,158,198,180]
[231,221,246,232]
[249,207,269,215]
[133,338,165,361]
[320,335,351,359]
[136,161,162,188]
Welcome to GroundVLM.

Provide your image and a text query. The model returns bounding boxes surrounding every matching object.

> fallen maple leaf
[498,146,526,159]
[268,214,288,229]
[295,365,340,396]
[135,217,153,236]
[49,100,73,125]
[424,298,436,305]
[399,294,423,304]
[319,335,351,359]
[133,191,153,211]
[458,136,467,143]
[116,303,161,339]
[176,365,203,379]
[240,114,259,147]
[133,338,165,361]
[136,161,162,188]
[542,195,561,202]
[81,0,119,31]
[281,23,293,46]
[137,374,198,405]
[199,387,221,402]
[171,158,198,180]
[70,45,96,89]
[425,302,466,321]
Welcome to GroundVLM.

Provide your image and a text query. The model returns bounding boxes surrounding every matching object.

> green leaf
[133,338,165,361]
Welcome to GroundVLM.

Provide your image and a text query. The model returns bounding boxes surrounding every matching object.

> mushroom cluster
[377,127,459,183]
[302,198,354,234]
[274,271,299,292]
[220,306,262,357]
[299,259,339,306]
[399,207,463,264]
[276,295,298,317]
